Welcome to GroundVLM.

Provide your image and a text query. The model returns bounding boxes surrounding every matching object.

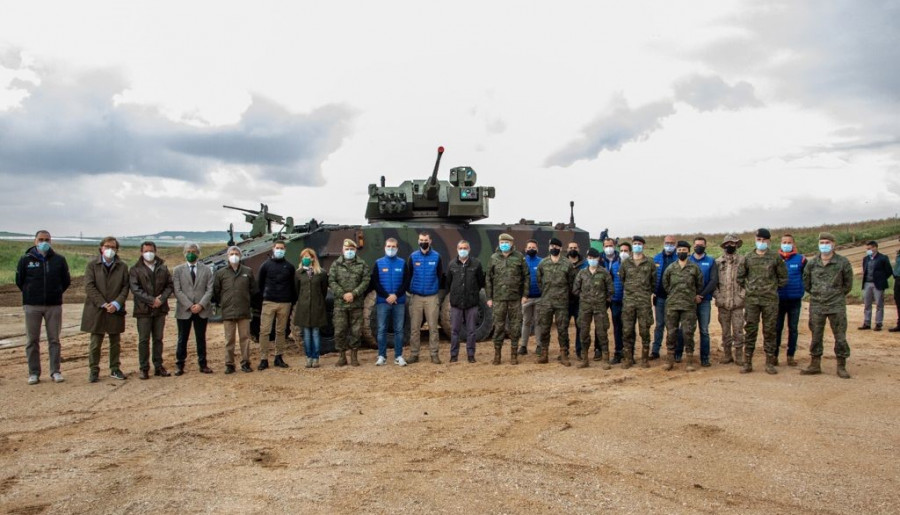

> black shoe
[89,372,99,383]
[155,366,171,377]
[467,356,476,363]
[258,359,269,371]
[889,325,900,333]
[874,324,883,332]
[110,369,127,380]
[274,355,289,368]
[518,346,527,355]
[649,352,660,360]
[576,351,582,360]
[674,355,682,363]
[593,350,602,361]
[609,355,622,365]
[701,359,711,367]
[174,367,184,376]
[225,365,236,374]
[449,356,458,363]
[139,370,150,380]
[241,361,253,373]
[200,366,213,374]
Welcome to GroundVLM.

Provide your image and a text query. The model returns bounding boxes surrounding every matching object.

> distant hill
[0,231,30,238]
[126,231,230,242]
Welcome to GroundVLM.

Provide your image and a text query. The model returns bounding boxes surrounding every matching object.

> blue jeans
[775,298,802,357]
[652,297,682,354]
[677,301,710,360]
[377,302,405,359]
[302,327,321,359]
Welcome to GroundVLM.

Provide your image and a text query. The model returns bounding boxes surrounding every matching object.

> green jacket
[803,253,853,313]
[737,249,788,303]
[486,249,529,302]
[618,256,657,306]
[663,260,703,311]
[573,266,614,311]
[213,264,257,320]
[328,256,370,309]
[537,257,575,309]
[294,268,329,327]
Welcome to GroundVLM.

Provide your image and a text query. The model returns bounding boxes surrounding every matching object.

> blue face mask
[587,258,599,267]
[36,241,51,253]
[781,243,793,253]
[344,250,356,260]
[663,244,675,254]
[458,249,469,259]
[819,244,833,254]
[385,247,397,258]
[273,249,286,259]
[755,241,768,251]
[499,242,512,252]
[632,244,643,254]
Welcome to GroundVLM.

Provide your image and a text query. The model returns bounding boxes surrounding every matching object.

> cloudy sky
[1,0,898,240]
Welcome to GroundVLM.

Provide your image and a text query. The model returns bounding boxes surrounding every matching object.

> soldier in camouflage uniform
[536,237,576,365]
[661,241,703,371]
[572,247,614,369]
[737,228,788,374]
[485,233,529,365]
[328,239,370,367]
[714,234,746,365]
[618,236,657,369]
[800,232,853,378]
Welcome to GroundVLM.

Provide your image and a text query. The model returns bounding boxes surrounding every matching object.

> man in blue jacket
[859,240,894,331]
[406,232,444,364]
[775,234,806,366]
[519,239,542,356]
[16,230,71,385]
[651,235,682,359]
[602,238,625,364]
[371,238,410,366]
[684,237,718,367]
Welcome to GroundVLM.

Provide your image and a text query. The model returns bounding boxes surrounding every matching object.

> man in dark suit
[859,240,894,331]
[173,243,215,375]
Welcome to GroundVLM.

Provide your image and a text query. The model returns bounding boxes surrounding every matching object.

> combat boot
[640,348,650,368]
[577,350,590,368]
[787,355,798,367]
[733,346,744,366]
[492,347,502,365]
[560,349,571,367]
[510,346,518,365]
[335,351,347,367]
[720,345,733,364]
[836,357,851,379]
[622,350,633,369]
[600,351,611,370]
[537,346,549,364]
[800,356,821,375]
[662,354,674,371]
[274,355,289,368]
[765,355,777,375]
[740,353,753,374]
[685,353,696,372]
[350,349,360,366]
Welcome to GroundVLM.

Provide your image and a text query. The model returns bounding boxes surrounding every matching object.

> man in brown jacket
[129,241,174,380]
[81,236,130,383]
[714,234,746,365]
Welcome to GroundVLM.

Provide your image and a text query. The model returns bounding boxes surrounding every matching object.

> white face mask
[604,246,615,256]
[103,248,116,260]
[142,251,155,262]
[620,251,630,260]
[344,250,356,260]
[228,255,241,265]
[385,247,398,258]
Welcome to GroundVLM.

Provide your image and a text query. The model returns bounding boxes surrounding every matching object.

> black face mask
[677,252,689,261]
[567,250,579,258]
[549,248,561,257]
[419,242,430,251]
[694,245,706,255]
[526,249,538,257]
[724,246,736,255]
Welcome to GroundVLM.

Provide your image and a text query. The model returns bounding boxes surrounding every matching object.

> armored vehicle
[202,147,590,351]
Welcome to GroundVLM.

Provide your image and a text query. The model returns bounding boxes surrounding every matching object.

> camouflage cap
[818,232,836,242]
[342,238,357,248]
[498,233,514,242]
[721,234,743,248]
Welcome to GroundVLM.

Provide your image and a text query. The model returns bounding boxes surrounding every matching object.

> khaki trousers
[224,318,252,365]
[259,301,291,359]
[409,294,440,358]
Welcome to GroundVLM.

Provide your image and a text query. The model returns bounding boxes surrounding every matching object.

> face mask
[819,244,833,254]
[620,251,630,260]
[549,247,561,256]
[228,255,241,265]
[36,242,51,253]
[587,258,599,267]
[526,249,538,257]
[694,245,706,255]
[604,246,615,256]
[185,252,198,263]
[567,250,579,258]
[301,256,312,267]
[143,251,156,262]
[677,252,689,261]
[724,246,736,255]
[103,248,116,260]
[755,241,768,251]
[632,244,643,254]
[273,249,286,259]
[419,242,430,251]
[344,250,356,260]
[385,247,398,258]
[663,244,675,254]
[458,249,469,259]
[781,243,793,253]
[499,242,512,252]
[866,249,873,257]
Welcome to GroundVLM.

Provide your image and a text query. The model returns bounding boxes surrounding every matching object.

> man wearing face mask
[16,230,71,385]
[536,237,576,365]
[519,239,542,357]
[567,241,589,360]
[405,232,444,364]
[801,232,853,378]
[214,246,258,373]
[81,236,129,383]
[257,240,298,369]
[775,234,806,367]
[714,235,746,365]
[618,236,656,368]
[737,228,788,374]
[651,235,682,360]
[445,240,486,363]
[684,237,718,367]
[859,240,893,331]
[173,242,215,376]
[128,241,174,380]
[329,239,370,366]
[602,238,625,364]
[662,241,704,371]
[486,233,529,365]
[573,247,614,368]
[371,238,410,366]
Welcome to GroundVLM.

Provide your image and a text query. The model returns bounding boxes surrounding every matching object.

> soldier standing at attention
[572,247,614,369]
[775,234,806,367]
[800,232,853,378]
[737,228,788,374]
[618,236,657,369]
[519,239,542,357]
[662,241,703,372]
[405,232,444,364]
[567,241,589,360]
[714,235,746,365]
[329,239,370,367]
[486,233,529,365]
[536,237,576,366]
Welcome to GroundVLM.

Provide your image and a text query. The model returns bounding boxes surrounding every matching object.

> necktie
[190,265,196,282]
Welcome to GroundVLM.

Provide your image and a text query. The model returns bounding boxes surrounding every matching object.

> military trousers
[538,303,569,352]
[136,315,166,371]
[89,333,121,374]
[333,306,363,351]
[666,308,697,355]
[622,302,653,355]
[491,300,522,348]
[808,309,850,359]
[717,306,744,353]
[744,301,777,357]
[578,306,609,356]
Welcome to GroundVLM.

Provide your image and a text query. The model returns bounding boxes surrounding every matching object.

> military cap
[586,247,601,258]
[756,228,771,239]
[721,234,743,248]
[498,233,514,242]
[342,238,357,248]
[818,232,836,242]
[676,240,690,249]
[632,235,646,244]
[548,237,563,247]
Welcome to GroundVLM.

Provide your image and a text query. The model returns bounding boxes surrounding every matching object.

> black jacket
[445,257,485,309]
[16,247,71,306]
[862,252,893,290]
[258,257,298,303]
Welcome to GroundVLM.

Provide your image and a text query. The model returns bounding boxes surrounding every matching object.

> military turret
[365,146,496,223]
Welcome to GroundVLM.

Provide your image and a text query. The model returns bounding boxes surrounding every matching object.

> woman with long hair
[293,248,328,368]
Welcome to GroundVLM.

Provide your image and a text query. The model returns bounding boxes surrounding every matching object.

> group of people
[15,228,900,384]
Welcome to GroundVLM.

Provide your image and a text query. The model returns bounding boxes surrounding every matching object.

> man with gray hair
[214,246,257,373]
[173,242,214,375]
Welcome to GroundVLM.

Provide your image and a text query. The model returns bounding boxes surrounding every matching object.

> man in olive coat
[214,246,258,373]
[81,236,130,383]
[129,241,174,379]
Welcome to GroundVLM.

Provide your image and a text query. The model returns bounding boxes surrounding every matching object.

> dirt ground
[1,299,899,515]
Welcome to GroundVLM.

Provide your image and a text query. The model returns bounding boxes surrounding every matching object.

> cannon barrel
[425,146,444,200]
[223,205,260,215]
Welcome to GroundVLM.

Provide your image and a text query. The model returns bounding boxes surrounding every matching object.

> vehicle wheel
[440,290,493,342]
[363,291,410,349]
